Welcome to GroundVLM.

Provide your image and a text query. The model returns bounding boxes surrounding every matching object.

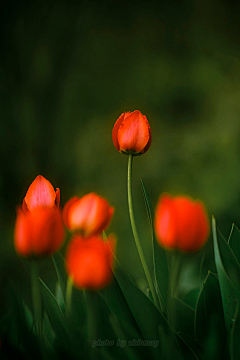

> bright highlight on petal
[63,192,114,237]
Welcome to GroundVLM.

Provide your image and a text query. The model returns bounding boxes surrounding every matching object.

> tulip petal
[142,120,152,154]
[55,188,60,207]
[103,206,115,232]
[84,195,112,236]
[118,110,150,154]
[68,194,95,232]
[31,208,65,256]
[22,198,29,214]
[24,175,57,211]
[112,112,130,151]
[62,196,79,229]
[67,193,113,236]
[155,194,177,249]
[155,193,209,253]
[174,197,199,252]
[14,207,32,256]
[66,235,114,290]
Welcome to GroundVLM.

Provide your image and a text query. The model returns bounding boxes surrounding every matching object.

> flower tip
[24,175,58,212]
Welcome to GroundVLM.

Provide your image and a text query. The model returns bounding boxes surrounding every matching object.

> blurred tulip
[23,175,60,213]
[63,192,114,237]
[154,194,209,252]
[65,234,116,290]
[14,207,65,257]
[112,110,151,155]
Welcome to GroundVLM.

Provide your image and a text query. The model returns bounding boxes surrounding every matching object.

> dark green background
[1,0,240,311]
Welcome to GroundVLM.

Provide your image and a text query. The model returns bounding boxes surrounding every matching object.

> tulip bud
[112,110,152,155]
[63,193,114,237]
[23,175,60,213]
[154,194,209,252]
[14,207,65,257]
[65,234,116,290]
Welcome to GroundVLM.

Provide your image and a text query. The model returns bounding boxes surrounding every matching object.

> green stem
[127,154,159,309]
[31,260,42,337]
[85,291,97,347]
[171,251,181,297]
[66,276,73,316]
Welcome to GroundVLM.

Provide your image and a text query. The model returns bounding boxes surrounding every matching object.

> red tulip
[112,110,152,155]
[63,193,114,237]
[14,207,65,257]
[65,234,116,290]
[23,175,60,213]
[154,194,209,252]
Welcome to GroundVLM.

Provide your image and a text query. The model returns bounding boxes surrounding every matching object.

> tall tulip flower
[112,110,159,309]
[14,175,64,336]
[65,234,116,290]
[14,207,65,257]
[63,193,114,237]
[15,175,65,257]
[23,175,60,213]
[154,194,209,252]
[112,110,151,155]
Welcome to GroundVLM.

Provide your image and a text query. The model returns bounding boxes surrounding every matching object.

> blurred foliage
[1,0,240,318]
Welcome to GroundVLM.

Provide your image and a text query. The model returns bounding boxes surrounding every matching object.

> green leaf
[175,333,200,360]
[70,286,87,329]
[212,217,240,359]
[55,282,65,314]
[39,278,69,342]
[99,275,141,336]
[30,260,42,337]
[230,300,240,360]
[39,278,86,358]
[114,261,184,360]
[52,252,68,305]
[182,289,200,309]
[42,311,55,348]
[228,224,240,266]
[140,178,169,316]
[169,297,195,337]
[9,283,42,360]
[195,271,228,360]
[100,276,152,360]
[52,251,87,329]
[85,291,137,360]
[108,313,146,360]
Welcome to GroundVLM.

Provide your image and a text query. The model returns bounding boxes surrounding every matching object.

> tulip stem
[66,276,73,316]
[127,154,159,309]
[171,251,181,297]
[31,260,42,337]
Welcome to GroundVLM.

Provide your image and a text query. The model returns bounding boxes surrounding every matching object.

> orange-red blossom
[65,234,116,290]
[14,207,65,257]
[14,175,65,257]
[22,175,60,213]
[112,110,152,155]
[154,194,209,252]
[63,192,114,237]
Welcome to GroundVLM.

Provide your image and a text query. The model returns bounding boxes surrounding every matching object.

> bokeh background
[1,0,240,315]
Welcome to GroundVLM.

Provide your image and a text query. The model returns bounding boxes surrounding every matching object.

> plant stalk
[31,260,42,337]
[66,276,73,317]
[127,154,159,309]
